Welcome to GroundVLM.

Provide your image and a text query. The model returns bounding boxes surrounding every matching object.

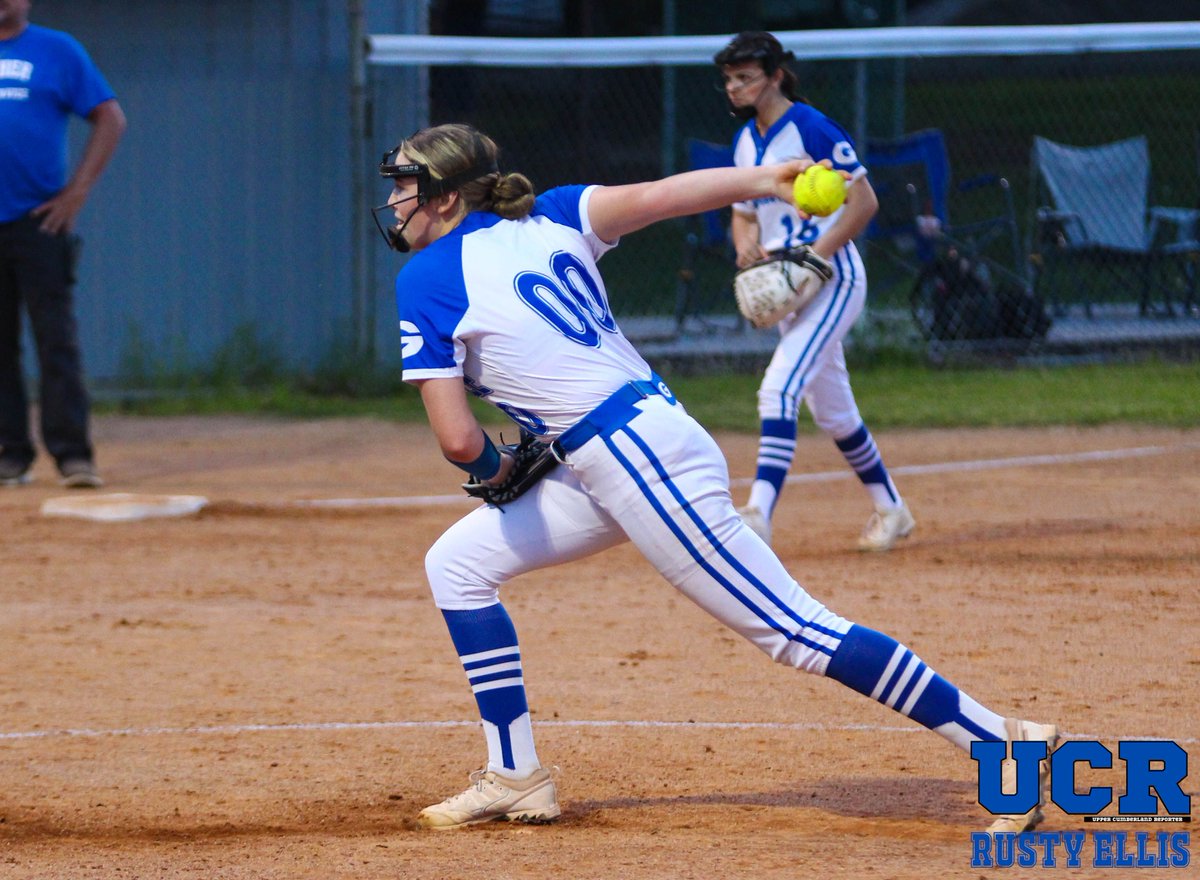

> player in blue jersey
[380,123,1056,831]
[715,31,914,551]
[0,0,125,488]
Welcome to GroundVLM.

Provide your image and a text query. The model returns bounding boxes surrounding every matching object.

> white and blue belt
[553,373,676,457]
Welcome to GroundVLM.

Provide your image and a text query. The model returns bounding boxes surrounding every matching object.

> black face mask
[372,137,499,252]
[371,193,421,253]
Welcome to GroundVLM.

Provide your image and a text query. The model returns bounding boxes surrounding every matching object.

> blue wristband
[449,433,502,481]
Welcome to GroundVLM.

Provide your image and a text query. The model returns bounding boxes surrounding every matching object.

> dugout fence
[362,23,1200,365]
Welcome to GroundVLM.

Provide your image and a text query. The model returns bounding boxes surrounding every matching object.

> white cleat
[986,718,1060,833]
[737,504,772,546]
[417,767,561,830]
[858,502,916,552]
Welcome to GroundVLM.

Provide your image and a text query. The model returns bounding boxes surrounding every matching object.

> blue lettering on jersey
[462,373,546,433]
[516,268,600,347]
[831,140,859,167]
[462,374,493,398]
[553,251,616,332]
[515,249,616,348]
[780,214,821,248]
[398,320,425,359]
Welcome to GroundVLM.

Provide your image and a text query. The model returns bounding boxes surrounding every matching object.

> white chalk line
[1,718,1193,745]
[735,442,1196,489]
[285,443,1196,508]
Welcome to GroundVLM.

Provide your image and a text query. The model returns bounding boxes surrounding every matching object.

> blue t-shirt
[0,24,116,221]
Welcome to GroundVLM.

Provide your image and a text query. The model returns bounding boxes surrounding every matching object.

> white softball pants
[759,244,868,436]
[425,395,852,674]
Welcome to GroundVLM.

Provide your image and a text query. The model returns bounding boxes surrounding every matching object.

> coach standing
[0,0,125,487]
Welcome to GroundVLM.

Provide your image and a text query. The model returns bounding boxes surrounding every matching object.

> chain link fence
[369,27,1200,365]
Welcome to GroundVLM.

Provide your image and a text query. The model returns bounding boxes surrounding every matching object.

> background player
[715,31,913,551]
[381,122,1056,833]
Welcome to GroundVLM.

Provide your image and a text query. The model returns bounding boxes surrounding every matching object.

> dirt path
[2,417,1196,878]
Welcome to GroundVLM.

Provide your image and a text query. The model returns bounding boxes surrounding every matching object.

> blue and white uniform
[397,184,1005,779]
[731,104,905,523]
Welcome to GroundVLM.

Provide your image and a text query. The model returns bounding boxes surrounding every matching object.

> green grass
[673,361,1200,431]
[97,360,1200,431]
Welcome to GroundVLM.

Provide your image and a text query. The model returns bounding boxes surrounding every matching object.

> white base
[41,493,209,522]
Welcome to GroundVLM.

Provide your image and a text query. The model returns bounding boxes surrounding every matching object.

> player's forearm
[591,162,806,241]
[812,177,877,259]
[731,210,764,267]
[417,377,487,463]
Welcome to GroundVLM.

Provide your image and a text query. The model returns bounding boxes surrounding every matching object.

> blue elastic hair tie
[449,432,502,481]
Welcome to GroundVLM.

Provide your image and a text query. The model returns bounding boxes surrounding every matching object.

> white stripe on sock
[459,645,519,664]
[472,676,525,694]
[899,666,935,716]
[468,660,523,679]
[885,656,921,708]
[870,645,907,701]
[758,455,793,468]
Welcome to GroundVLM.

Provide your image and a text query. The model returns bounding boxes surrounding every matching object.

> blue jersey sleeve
[531,185,589,231]
[797,108,862,175]
[532,185,617,260]
[394,240,470,378]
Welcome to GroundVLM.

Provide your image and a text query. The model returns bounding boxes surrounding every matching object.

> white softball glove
[733,246,834,329]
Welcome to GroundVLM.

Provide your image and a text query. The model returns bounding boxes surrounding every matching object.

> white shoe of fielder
[858,502,916,551]
[737,504,772,546]
[986,718,1060,833]
[417,767,561,830]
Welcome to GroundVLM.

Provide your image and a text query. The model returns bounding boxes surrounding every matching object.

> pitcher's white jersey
[397,185,653,437]
[731,102,867,253]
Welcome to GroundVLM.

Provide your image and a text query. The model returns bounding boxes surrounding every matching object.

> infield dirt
[2,416,1197,879]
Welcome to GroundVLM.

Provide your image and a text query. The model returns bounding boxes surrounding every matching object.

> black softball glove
[462,429,559,506]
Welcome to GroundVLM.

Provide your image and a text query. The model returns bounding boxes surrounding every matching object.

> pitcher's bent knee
[424,533,500,610]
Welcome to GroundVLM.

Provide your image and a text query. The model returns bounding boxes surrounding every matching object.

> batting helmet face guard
[713,31,797,120]
[372,133,500,252]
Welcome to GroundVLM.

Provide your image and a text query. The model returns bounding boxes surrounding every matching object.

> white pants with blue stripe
[760,244,866,434]
[425,395,852,674]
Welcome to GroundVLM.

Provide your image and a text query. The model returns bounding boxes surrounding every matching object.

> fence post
[348,0,373,362]
[661,0,678,178]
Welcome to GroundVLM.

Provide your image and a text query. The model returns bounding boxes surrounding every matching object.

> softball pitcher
[380,123,1055,832]
[716,31,915,551]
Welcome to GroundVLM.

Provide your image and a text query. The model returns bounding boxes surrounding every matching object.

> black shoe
[58,458,103,489]
[0,457,33,487]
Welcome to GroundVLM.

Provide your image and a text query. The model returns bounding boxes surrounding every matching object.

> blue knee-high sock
[748,418,797,514]
[825,624,1006,750]
[835,423,899,506]
[442,604,539,774]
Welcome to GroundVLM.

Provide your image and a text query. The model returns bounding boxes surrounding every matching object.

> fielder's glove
[462,429,559,506]
[733,246,834,329]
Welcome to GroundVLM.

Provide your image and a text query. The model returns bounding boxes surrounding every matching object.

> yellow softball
[793,164,847,217]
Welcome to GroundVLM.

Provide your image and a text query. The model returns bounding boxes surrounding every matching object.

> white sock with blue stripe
[747,418,797,515]
[825,624,1006,751]
[442,604,541,777]
[835,424,901,509]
